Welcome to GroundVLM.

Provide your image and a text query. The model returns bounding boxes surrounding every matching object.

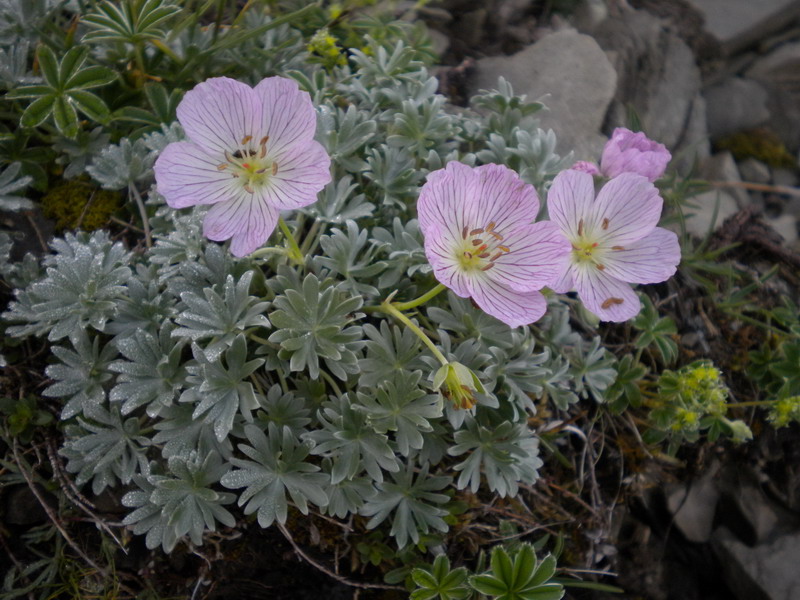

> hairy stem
[392,283,447,311]
[278,216,304,266]
[379,300,448,366]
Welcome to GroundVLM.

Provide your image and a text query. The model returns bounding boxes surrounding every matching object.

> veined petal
[266,140,331,210]
[549,262,574,294]
[254,77,317,157]
[573,265,641,322]
[489,221,571,291]
[423,223,472,298]
[590,173,662,245]
[154,141,239,209]
[417,162,481,239]
[547,169,596,241]
[177,77,262,154]
[601,227,680,284]
[203,193,279,257]
[469,163,540,233]
[469,277,548,328]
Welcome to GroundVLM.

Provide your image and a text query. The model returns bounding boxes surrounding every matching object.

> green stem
[128,184,151,248]
[392,283,447,312]
[278,216,304,266]
[320,369,343,397]
[299,219,323,254]
[379,301,448,366]
[250,246,287,259]
[727,400,779,408]
[248,333,272,346]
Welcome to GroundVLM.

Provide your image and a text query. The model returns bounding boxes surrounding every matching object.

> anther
[478,253,490,258]
[602,217,610,230]
[600,297,624,309]
[272,163,278,176]
[490,252,504,262]
[476,244,488,253]
[461,226,468,239]
[486,222,496,232]
[241,135,253,145]
[481,263,495,271]
[596,264,605,270]
[578,218,584,237]
[612,245,625,251]
[463,251,473,259]
[471,239,484,246]
[469,228,484,236]
[244,184,254,194]
[256,167,268,174]
[488,231,504,241]
[217,164,228,170]
[498,245,510,253]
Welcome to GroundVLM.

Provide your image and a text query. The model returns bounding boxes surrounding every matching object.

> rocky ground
[413,1,800,599]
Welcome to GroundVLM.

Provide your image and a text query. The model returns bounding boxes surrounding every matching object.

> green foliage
[82,0,181,46]
[0,162,32,210]
[0,396,53,443]
[411,554,470,600]
[632,294,678,365]
[6,45,115,137]
[470,544,564,600]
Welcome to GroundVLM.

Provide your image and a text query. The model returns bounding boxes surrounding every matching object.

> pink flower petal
[202,192,279,257]
[266,140,331,210]
[549,263,574,294]
[547,170,596,241]
[254,77,317,158]
[177,77,262,154]
[154,141,239,209]
[470,163,540,232]
[589,173,662,245]
[417,162,481,238]
[600,227,680,284]
[571,161,601,176]
[573,266,641,322]
[600,128,671,182]
[469,277,548,327]
[423,224,473,298]
[488,221,570,292]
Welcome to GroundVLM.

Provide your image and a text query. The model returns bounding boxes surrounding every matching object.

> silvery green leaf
[0,39,36,87]
[302,175,375,224]
[153,404,233,460]
[148,211,206,282]
[313,220,386,297]
[43,330,116,420]
[105,264,177,340]
[221,423,329,527]
[427,291,514,350]
[172,271,270,361]
[53,126,110,178]
[370,217,430,288]
[569,336,618,402]
[254,384,311,436]
[141,121,185,154]
[484,335,551,417]
[267,273,364,381]
[358,321,426,388]
[109,326,187,417]
[386,95,459,160]
[364,145,421,209]
[448,417,542,497]
[323,464,376,519]
[60,405,151,494]
[86,137,155,190]
[357,371,442,457]
[0,161,32,210]
[181,335,264,442]
[4,231,131,341]
[305,394,399,484]
[319,104,377,168]
[360,460,450,549]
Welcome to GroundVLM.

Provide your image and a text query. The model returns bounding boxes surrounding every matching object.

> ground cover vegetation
[0,1,798,598]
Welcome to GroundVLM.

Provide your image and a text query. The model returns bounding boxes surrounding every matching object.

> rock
[771,167,799,188]
[765,214,798,246]
[683,190,740,238]
[665,465,721,543]
[704,78,770,139]
[701,152,749,206]
[738,158,771,184]
[746,42,800,153]
[456,8,487,48]
[593,8,707,167]
[427,28,451,58]
[572,0,609,33]
[685,0,800,55]
[712,527,800,600]
[470,29,617,160]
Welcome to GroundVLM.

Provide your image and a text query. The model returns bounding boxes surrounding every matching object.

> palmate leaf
[268,273,364,381]
[568,337,617,403]
[172,270,270,361]
[303,175,375,224]
[632,293,678,365]
[411,554,470,600]
[470,545,563,600]
[82,0,181,45]
[359,320,427,388]
[122,451,236,553]
[427,291,514,350]
[305,394,399,484]
[221,423,329,528]
[370,217,430,288]
[448,417,543,497]
[360,461,451,549]
[86,137,155,190]
[313,220,387,297]
[485,335,550,416]
[6,45,115,137]
[254,384,311,436]
[0,162,32,210]
[60,405,151,495]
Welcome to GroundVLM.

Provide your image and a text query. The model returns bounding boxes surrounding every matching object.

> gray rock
[665,465,721,543]
[685,0,800,55]
[766,214,798,246]
[701,152,749,206]
[457,8,487,48]
[738,158,771,184]
[712,527,800,600]
[772,167,799,188]
[682,189,740,238]
[593,9,706,167]
[427,28,451,58]
[704,77,770,139]
[471,29,617,160]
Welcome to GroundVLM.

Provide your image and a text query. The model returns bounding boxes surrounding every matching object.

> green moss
[715,128,797,168]
[41,178,121,231]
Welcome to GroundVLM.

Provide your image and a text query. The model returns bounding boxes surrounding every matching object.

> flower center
[456,221,510,273]
[217,135,278,194]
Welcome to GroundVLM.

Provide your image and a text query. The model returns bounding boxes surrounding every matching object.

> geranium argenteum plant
[573,127,671,182]
[154,77,331,257]
[548,169,680,322]
[417,162,570,327]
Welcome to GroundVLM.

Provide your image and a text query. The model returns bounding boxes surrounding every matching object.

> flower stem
[278,216,304,266]
[249,247,287,259]
[379,300,448,366]
[128,183,151,248]
[392,283,447,312]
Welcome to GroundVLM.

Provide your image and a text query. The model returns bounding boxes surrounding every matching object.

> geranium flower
[572,127,671,183]
[417,162,570,328]
[547,169,680,322]
[154,77,331,257]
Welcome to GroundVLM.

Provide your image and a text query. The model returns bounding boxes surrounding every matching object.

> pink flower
[154,77,331,257]
[547,169,680,322]
[417,162,570,328]
[599,127,671,182]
